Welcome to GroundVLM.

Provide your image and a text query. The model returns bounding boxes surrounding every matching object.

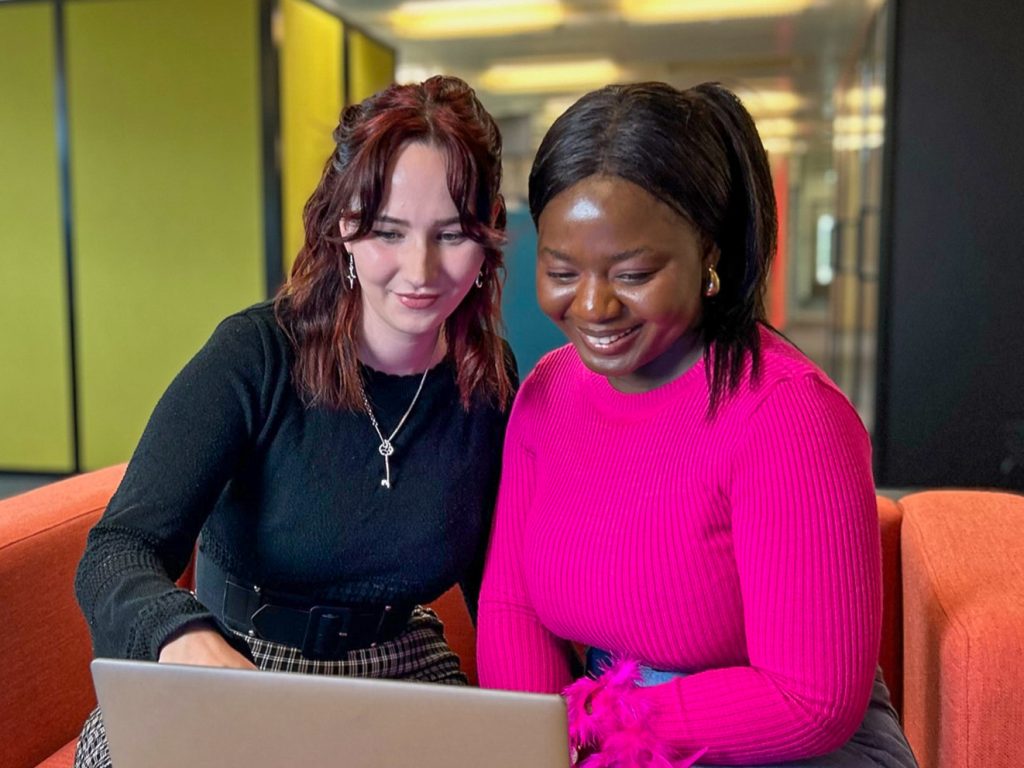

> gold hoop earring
[704,266,720,297]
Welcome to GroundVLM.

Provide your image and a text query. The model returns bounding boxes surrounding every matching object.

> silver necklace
[360,367,429,489]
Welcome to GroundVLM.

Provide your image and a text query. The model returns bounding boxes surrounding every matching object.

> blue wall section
[501,208,567,379]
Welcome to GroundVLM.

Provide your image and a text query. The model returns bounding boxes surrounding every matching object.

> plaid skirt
[74,606,465,768]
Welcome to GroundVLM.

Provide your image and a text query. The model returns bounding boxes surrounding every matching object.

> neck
[358,325,445,376]
[608,330,703,393]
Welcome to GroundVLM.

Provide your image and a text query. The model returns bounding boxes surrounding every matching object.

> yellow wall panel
[279,0,344,274]
[348,28,395,104]
[66,0,264,470]
[0,3,75,472]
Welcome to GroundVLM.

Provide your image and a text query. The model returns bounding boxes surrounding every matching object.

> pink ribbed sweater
[477,328,882,765]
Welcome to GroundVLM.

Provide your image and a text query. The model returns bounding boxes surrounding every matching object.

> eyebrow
[376,214,463,227]
[541,246,649,262]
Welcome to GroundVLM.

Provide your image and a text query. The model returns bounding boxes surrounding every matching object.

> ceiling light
[735,88,805,116]
[480,59,622,95]
[833,133,884,152]
[761,136,796,155]
[841,85,885,111]
[388,0,565,39]
[621,0,817,24]
[755,117,799,138]
[833,114,885,134]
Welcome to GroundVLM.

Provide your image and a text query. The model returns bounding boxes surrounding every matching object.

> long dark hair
[276,75,514,411]
[529,82,777,412]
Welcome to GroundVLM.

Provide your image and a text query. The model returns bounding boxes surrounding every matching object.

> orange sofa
[1,466,1021,768]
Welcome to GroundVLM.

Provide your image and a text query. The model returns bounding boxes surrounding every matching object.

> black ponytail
[690,83,777,412]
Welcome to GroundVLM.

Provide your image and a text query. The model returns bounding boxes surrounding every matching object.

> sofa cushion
[34,739,77,768]
[427,586,477,685]
[900,490,1024,768]
[0,465,125,768]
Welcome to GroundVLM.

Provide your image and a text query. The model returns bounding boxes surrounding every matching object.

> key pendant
[378,439,394,489]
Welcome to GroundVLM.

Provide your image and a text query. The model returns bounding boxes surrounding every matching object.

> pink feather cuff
[563,658,707,768]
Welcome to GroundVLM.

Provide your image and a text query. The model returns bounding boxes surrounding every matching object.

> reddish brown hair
[275,75,513,411]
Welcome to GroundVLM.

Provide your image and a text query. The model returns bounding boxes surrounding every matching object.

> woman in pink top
[476,82,917,767]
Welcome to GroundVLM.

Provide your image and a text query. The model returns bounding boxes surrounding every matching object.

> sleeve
[476,380,576,693]
[74,313,268,660]
[590,373,882,764]
[459,340,520,625]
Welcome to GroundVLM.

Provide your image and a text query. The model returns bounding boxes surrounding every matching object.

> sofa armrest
[900,490,1024,768]
[876,495,904,717]
[0,465,125,768]
[427,586,477,685]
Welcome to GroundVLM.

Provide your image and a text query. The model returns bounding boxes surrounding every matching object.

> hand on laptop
[158,626,257,669]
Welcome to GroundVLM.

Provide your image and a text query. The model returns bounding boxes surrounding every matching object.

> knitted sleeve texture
[477,367,577,692]
[636,374,881,763]
[74,313,267,659]
[476,337,882,765]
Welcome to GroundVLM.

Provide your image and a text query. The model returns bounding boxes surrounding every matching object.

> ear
[339,216,358,239]
[491,193,507,230]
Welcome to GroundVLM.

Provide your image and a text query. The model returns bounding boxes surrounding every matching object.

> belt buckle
[301,605,352,660]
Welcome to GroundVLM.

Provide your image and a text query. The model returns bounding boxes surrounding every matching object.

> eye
[616,271,653,284]
[372,230,402,242]
[438,230,468,244]
[545,270,578,283]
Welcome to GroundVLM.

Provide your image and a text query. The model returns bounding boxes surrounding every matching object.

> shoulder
[504,344,583,425]
[181,301,293,396]
[754,326,828,381]
[222,299,284,340]
[208,300,290,361]
[516,344,582,402]
[728,326,866,438]
[714,327,863,430]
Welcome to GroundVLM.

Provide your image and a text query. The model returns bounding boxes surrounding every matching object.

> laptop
[91,658,570,767]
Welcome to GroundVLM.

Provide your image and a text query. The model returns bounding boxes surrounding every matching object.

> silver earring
[475,270,485,289]
[347,253,357,290]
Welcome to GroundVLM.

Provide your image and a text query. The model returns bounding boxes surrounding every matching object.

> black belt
[194,553,413,661]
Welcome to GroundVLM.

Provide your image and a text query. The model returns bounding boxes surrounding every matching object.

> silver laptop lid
[91,658,569,768]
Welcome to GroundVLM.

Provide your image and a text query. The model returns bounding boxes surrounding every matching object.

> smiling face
[536,174,719,392]
[344,141,485,363]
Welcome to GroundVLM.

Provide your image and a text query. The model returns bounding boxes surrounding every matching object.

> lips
[576,324,641,353]
[396,292,440,309]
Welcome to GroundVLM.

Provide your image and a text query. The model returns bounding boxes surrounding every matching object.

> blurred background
[1,0,1022,492]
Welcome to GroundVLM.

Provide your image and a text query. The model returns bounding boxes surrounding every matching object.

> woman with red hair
[73,76,515,767]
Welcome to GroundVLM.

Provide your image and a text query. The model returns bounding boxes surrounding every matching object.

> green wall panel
[348,28,395,105]
[0,2,75,472]
[279,0,344,274]
[66,0,264,470]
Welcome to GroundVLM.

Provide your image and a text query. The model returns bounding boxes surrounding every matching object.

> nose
[570,274,622,323]
[402,237,440,287]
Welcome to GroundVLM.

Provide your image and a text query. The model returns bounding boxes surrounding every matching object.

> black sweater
[74,301,513,660]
